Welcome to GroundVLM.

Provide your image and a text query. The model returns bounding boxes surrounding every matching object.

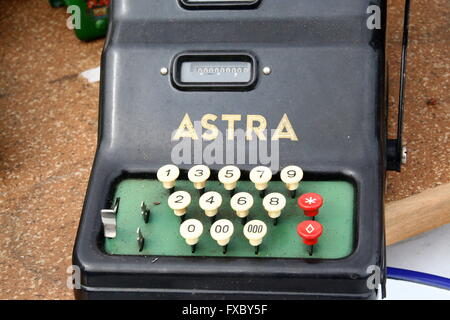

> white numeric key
[157,164,180,190]
[263,193,287,225]
[210,219,234,252]
[218,166,241,191]
[250,166,272,191]
[230,192,254,219]
[180,219,203,253]
[188,165,211,190]
[280,165,304,198]
[243,220,268,254]
[199,191,223,218]
[168,191,191,217]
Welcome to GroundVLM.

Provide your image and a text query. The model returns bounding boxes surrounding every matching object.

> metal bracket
[100,198,120,239]
[387,0,411,172]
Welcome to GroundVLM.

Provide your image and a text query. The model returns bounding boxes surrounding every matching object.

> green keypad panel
[105,179,355,259]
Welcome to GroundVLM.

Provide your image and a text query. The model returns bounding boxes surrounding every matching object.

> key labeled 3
[188,165,211,190]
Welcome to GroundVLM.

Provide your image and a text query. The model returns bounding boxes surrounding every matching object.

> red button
[297,193,323,217]
[297,221,323,246]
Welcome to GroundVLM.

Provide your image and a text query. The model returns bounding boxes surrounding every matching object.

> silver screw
[401,146,408,164]
[160,67,169,76]
[263,67,272,75]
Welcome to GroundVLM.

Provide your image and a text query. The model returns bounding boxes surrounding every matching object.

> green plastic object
[105,179,356,259]
[49,0,109,41]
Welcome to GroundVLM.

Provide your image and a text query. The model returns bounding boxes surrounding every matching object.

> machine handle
[387,0,411,172]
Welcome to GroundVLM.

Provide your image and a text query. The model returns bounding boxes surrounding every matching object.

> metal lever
[382,1,412,300]
[100,198,120,238]
[387,0,411,172]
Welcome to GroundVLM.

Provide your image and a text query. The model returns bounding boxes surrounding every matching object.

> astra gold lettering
[172,114,299,141]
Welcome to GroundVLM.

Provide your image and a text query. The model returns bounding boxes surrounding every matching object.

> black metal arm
[387,0,411,172]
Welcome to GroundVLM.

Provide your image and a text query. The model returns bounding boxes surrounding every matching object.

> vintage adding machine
[73,0,410,299]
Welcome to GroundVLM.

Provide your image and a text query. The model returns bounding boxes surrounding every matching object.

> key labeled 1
[157,164,180,193]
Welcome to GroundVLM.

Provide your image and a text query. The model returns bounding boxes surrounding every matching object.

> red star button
[297,220,323,246]
[297,193,323,217]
